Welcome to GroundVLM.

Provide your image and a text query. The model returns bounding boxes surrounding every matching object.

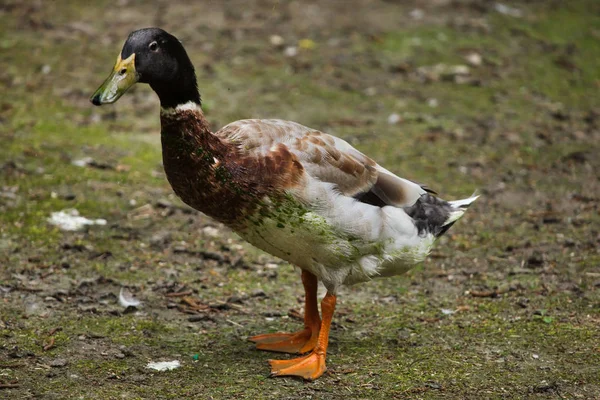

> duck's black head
[90,28,200,109]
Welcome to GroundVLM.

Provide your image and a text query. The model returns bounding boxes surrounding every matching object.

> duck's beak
[90,53,138,106]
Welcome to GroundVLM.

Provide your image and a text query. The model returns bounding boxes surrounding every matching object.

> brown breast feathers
[160,109,304,227]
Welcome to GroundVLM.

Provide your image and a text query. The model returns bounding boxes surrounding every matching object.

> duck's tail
[436,192,480,237]
[404,191,479,238]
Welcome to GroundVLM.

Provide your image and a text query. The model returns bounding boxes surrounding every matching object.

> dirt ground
[1,0,599,399]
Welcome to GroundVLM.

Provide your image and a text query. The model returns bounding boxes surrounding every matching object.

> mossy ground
[1,1,599,399]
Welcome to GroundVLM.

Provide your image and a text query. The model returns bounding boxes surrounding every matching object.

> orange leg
[269,291,336,380]
[249,270,321,354]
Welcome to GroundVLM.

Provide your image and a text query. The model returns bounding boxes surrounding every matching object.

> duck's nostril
[119,68,127,75]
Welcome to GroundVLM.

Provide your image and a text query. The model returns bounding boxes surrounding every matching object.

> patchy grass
[1,0,599,399]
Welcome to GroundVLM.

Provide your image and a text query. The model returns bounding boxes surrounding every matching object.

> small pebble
[50,358,68,368]
[269,34,284,47]
[387,113,401,125]
[464,52,482,67]
[202,226,220,238]
[284,46,298,57]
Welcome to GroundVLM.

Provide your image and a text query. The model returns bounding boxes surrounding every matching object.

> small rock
[387,113,401,125]
[78,305,97,313]
[119,345,133,357]
[464,52,482,67]
[201,226,220,238]
[155,199,173,209]
[188,315,215,323]
[172,245,188,253]
[150,231,172,246]
[50,358,68,368]
[284,46,298,57]
[119,287,141,308]
[446,65,470,77]
[269,34,284,47]
[227,295,245,304]
[71,157,94,167]
[262,311,284,317]
[424,381,442,390]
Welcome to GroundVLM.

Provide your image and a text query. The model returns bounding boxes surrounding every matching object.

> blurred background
[1,1,598,398]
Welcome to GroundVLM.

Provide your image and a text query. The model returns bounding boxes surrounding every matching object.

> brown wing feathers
[217,119,426,208]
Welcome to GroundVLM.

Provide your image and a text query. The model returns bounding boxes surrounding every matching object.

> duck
[90,28,478,381]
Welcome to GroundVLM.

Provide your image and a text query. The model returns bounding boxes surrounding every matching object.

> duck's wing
[216,119,427,207]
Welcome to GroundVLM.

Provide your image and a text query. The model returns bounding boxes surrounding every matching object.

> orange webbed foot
[269,350,327,380]
[248,326,318,354]
[267,291,336,381]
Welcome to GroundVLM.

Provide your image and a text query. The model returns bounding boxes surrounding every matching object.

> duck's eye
[149,41,158,52]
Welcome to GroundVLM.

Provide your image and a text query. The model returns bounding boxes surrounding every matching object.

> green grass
[1,1,599,399]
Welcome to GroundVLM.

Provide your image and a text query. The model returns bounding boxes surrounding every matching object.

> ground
[1,0,599,399]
